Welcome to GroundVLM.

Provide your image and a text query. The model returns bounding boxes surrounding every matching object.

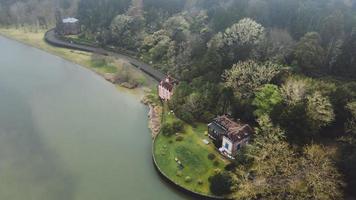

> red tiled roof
[159,75,178,91]
[161,81,174,91]
[214,115,253,142]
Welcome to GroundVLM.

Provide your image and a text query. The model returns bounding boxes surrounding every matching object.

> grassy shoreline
[0,27,155,98]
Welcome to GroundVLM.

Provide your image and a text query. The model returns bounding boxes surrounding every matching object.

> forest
[0,0,356,199]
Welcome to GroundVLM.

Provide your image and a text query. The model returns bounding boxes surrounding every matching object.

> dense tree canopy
[209,172,233,196]
[306,91,335,133]
[294,32,326,76]
[252,84,283,117]
[223,60,281,98]
[1,0,355,198]
[234,116,344,200]
[207,18,265,65]
[77,0,130,32]
[281,76,308,105]
[109,14,144,50]
[346,101,356,134]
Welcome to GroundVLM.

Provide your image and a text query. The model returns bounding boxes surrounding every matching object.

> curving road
[45,29,165,81]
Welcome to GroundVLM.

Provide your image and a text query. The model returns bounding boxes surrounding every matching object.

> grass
[142,87,161,105]
[153,104,229,195]
[64,34,96,46]
[90,54,118,74]
[93,64,117,73]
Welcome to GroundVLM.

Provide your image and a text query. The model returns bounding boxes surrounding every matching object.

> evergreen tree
[252,84,283,117]
[294,32,326,76]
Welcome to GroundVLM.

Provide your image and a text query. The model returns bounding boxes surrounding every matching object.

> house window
[237,144,241,150]
[224,143,229,149]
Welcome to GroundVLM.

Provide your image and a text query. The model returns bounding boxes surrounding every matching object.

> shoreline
[0,27,221,199]
[141,99,162,138]
[0,28,152,99]
[151,104,231,199]
[152,133,230,200]
[0,28,162,135]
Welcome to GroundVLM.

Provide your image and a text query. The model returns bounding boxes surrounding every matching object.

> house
[61,17,81,35]
[158,75,178,101]
[208,115,253,158]
[55,12,81,35]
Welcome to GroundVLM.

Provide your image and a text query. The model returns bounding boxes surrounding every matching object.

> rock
[147,105,162,138]
[104,73,116,83]
[120,82,138,89]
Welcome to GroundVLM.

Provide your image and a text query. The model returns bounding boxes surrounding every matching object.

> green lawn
[64,34,96,46]
[153,107,229,195]
[90,59,118,74]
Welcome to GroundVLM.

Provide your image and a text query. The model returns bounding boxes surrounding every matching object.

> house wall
[231,137,250,156]
[63,22,81,35]
[207,129,215,140]
[208,125,217,140]
[221,136,233,155]
[222,136,250,156]
[208,125,225,141]
[158,85,172,100]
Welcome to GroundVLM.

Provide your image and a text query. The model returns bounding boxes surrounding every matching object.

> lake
[0,36,189,200]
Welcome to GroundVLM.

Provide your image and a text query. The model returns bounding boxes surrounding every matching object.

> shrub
[224,162,237,171]
[91,54,107,68]
[168,140,173,144]
[185,176,192,183]
[179,111,194,123]
[161,123,175,136]
[197,179,203,185]
[213,139,223,148]
[209,173,233,196]
[235,146,254,166]
[114,65,132,83]
[208,153,216,160]
[172,119,184,132]
[136,76,146,86]
[213,161,220,166]
[176,171,183,177]
[176,135,184,141]
[202,111,215,122]
[213,168,222,174]
[161,118,185,136]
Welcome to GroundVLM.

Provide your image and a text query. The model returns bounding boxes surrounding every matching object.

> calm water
[0,36,188,200]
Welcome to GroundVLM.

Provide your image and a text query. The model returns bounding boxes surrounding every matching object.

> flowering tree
[223,60,281,98]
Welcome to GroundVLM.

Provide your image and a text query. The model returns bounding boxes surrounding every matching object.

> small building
[56,12,81,36]
[208,115,253,158]
[61,17,81,35]
[158,75,178,101]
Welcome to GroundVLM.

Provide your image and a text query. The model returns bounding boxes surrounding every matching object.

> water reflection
[0,84,75,200]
